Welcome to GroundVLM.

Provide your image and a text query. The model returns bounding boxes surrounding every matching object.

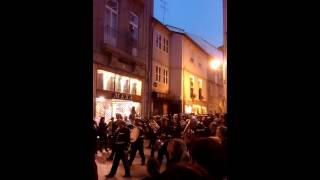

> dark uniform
[129,123,146,165]
[149,119,160,157]
[194,122,210,138]
[157,139,170,167]
[106,122,131,177]
[97,119,107,152]
[107,119,117,160]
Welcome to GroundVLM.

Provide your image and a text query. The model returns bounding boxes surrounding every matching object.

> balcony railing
[104,25,143,58]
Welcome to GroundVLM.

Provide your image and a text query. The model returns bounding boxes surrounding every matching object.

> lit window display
[130,78,142,96]
[104,71,115,91]
[115,75,122,92]
[95,97,141,123]
[120,76,130,94]
[95,97,112,122]
[185,105,192,114]
[97,70,115,91]
[97,70,142,96]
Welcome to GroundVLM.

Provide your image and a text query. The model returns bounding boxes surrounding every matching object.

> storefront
[95,69,143,123]
[184,104,207,115]
[152,91,169,115]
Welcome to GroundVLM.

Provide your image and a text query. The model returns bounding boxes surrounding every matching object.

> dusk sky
[153,0,223,47]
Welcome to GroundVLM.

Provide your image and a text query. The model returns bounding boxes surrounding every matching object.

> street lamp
[210,59,222,70]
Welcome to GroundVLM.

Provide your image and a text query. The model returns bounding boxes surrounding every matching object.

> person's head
[160,162,210,180]
[99,117,105,123]
[167,139,189,163]
[216,126,227,140]
[190,138,226,180]
[117,120,126,129]
[146,158,160,176]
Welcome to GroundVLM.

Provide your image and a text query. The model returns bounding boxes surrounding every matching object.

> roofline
[152,17,171,32]
[180,33,215,57]
[152,16,221,58]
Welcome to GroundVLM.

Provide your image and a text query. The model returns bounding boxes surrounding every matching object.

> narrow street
[96,141,166,180]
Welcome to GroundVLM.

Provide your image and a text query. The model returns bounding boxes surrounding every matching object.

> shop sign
[112,92,132,100]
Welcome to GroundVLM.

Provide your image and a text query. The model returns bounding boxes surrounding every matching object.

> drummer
[128,118,146,166]
[105,120,131,178]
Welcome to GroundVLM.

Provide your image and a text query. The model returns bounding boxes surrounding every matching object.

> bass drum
[130,126,140,143]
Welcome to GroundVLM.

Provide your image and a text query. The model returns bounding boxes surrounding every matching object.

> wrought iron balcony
[103,25,144,61]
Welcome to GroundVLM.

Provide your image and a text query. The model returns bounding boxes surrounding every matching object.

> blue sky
[153,0,223,47]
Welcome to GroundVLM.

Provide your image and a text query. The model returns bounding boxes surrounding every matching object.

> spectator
[216,126,227,152]
[166,138,189,169]
[190,137,227,180]
[97,117,107,153]
[142,158,161,180]
[159,162,210,180]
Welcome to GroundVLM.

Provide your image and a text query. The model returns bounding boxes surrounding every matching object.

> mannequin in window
[108,76,115,91]
[116,77,121,92]
[124,79,129,93]
[132,82,137,95]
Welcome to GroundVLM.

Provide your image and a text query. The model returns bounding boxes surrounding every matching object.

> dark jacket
[114,126,130,151]
[98,122,107,137]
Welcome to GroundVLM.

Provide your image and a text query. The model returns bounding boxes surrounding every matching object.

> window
[162,37,169,53]
[163,69,166,83]
[155,66,161,82]
[114,75,130,93]
[165,69,168,84]
[198,79,203,99]
[155,66,158,81]
[129,11,139,56]
[104,0,118,44]
[97,70,115,91]
[163,37,166,51]
[129,12,139,41]
[121,76,130,93]
[190,76,195,98]
[155,33,160,48]
[155,32,168,53]
[130,78,142,96]
[158,67,161,82]
[115,75,122,92]
[166,39,169,53]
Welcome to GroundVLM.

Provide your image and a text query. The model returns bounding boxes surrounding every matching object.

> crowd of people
[93,107,227,180]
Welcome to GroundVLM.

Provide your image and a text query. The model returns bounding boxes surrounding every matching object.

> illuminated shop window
[185,105,192,114]
[130,78,142,96]
[97,70,115,91]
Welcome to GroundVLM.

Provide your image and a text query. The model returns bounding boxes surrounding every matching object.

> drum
[130,126,140,142]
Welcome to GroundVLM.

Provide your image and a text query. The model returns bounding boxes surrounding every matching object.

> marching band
[96,107,227,178]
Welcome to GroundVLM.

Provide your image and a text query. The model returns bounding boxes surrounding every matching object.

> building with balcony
[93,0,153,122]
